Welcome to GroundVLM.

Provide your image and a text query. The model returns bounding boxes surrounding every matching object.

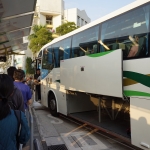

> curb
[32,107,48,150]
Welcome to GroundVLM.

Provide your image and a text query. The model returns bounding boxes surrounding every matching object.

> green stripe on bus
[88,51,113,57]
[124,90,150,97]
[123,71,150,88]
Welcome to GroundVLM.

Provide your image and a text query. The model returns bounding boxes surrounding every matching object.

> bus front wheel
[49,94,58,117]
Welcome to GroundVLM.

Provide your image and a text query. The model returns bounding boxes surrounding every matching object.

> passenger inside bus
[128,34,147,57]
[91,44,98,54]
[101,33,148,59]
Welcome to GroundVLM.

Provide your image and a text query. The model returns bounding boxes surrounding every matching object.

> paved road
[33,103,140,150]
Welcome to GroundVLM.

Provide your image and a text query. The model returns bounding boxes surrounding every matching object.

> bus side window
[91,44,98,54]
[127,34,147,58]
[53,48,59,68]
[60,37,72,60]
[72,25,99,57]
[79,50,85,56]
[74,48,79,57]
[59,50,64,61]
[72,47,80,58]
[63,48,71,60]
[47,48,54,70]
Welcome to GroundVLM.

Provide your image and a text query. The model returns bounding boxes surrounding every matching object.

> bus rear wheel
[49,94,58,117]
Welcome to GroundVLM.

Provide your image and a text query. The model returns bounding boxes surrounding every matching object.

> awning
[0,0,36,56]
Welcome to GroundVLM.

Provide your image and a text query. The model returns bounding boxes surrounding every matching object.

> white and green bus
[39,0,150,149]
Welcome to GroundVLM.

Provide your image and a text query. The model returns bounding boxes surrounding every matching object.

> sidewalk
[33,108,66,149]
[22,101,45,150]
[32,103,138,150]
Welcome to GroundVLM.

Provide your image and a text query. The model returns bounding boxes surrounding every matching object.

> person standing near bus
[7,66,25,112]
[34,69,41,101]
[13,69,32,120]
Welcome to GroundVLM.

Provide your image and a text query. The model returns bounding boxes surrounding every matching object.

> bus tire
[49,94,58,117]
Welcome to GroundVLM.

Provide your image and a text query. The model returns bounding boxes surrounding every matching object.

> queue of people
[0,67,41,150]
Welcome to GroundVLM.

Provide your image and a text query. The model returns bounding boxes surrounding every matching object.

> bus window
[58,37,71,60]
[63,37,71,60]
[53,40,66,68]
[38,50,42,58]
[41,47,54,79]
[72,25,99,58]
[100,4,150,59]
[42,47,54,70]
[64,47,71,59]
[53,46,59,68]
[52,38,71,67]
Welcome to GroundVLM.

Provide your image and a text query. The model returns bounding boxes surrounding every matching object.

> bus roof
[41,0,150,50]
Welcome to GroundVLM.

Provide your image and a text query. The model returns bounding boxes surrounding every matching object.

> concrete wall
[39,0,62,15]
[64,8,91,27]
[36,0,40,6]
[62,0,64,16]
[53,15,62,30]
[40,13,46,25]
[77,9,91,26]
[64,8,77,24]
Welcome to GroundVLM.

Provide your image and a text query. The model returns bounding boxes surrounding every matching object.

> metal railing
[23,85,43,150]
[19,85,42,150]
[33,139,41,150]
[29,106,34,150]
[29,107,42,150]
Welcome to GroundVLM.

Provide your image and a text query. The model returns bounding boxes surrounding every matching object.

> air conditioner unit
[0,56,7,62]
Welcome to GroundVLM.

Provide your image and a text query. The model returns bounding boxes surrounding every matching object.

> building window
[81,19,84,26]
[77,16,80,26]
[46,15,52,25]
[85,21,87,25]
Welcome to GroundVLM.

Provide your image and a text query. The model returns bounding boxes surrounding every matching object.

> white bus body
[39,0,150,149]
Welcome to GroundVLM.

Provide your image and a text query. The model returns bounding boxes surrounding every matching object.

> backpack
[14,110,21,150]
[8,87,17,110]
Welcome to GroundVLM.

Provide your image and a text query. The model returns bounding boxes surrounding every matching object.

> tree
[25,57,34,74]
[56,22,78,36]
[28,25,53,54]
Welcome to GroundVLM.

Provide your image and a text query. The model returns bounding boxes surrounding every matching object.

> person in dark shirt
[34,69,41,101]
[7,66,25,112]
[0,74,30,150]
[34,69,40,80]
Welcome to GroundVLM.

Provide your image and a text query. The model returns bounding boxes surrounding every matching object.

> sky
[64,0,136,21]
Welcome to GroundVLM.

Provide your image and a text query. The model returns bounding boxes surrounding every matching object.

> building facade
[64,8,91,27]
[15,0,91,70]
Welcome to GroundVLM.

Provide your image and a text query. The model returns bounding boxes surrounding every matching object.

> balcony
[46,24,53,28]
[52,33,59,38]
